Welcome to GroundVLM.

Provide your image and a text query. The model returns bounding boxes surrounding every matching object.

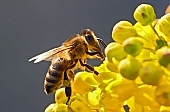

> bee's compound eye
[85,35,94,43]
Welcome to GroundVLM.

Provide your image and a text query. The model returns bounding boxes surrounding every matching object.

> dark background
[0,1,169,112]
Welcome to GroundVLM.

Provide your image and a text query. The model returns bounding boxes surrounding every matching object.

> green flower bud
[134,4,156,26]
[112,21,137,43]
[156,38,168,49]
[156,46,170,67]
[123,37,143,57]
[139,62,163,86]
[118,56,142,80]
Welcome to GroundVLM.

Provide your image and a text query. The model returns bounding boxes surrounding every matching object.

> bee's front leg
[86,51,104,60]
[79,59,99,75]
[86,51,99,56]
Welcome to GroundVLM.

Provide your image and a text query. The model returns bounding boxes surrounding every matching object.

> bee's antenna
[97,38,107,48]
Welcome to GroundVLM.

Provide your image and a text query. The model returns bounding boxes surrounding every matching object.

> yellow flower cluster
[45,4,170,112]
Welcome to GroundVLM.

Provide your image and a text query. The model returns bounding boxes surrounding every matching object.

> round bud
[112,21,137,43]
[156,46,170,67]
[118,57,142,80]
[133,4,156,26]
[123,37,143,56]
[55,88,68,104]
[139,63,163,86]
[105,42,127,62]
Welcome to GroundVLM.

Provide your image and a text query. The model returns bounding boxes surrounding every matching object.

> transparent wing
[28,46,73,63]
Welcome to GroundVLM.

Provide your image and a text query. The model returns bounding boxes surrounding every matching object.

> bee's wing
[28,46,73,63]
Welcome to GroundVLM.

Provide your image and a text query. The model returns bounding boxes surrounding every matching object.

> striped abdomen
[44,58,72,94]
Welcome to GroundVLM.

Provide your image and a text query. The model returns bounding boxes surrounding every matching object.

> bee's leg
[63,71,71,105]
[63,60,78,105]
[67,70,75,81]
[66,60,78,81]
[86,51,104,60]
[79,59,99,75]
[86,51,99,56]
[65,86,71,105]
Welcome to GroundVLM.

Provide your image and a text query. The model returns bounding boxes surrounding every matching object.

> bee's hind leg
[64,61,78,104]
[63,70,72,105]
[65,86,71,105]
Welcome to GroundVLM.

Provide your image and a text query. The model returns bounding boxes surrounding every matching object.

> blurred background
[0,1,169,112]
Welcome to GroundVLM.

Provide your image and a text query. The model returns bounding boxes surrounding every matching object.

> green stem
[149,24,161,39]
[143,47,155,54]
[142,58,157,62]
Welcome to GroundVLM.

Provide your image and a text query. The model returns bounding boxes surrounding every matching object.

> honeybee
[29,29,106,104]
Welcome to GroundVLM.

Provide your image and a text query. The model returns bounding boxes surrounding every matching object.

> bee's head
[81,29,106,60]
[81,29,99,47]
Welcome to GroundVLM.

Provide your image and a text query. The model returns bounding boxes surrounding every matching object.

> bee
[29,29,106,104]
